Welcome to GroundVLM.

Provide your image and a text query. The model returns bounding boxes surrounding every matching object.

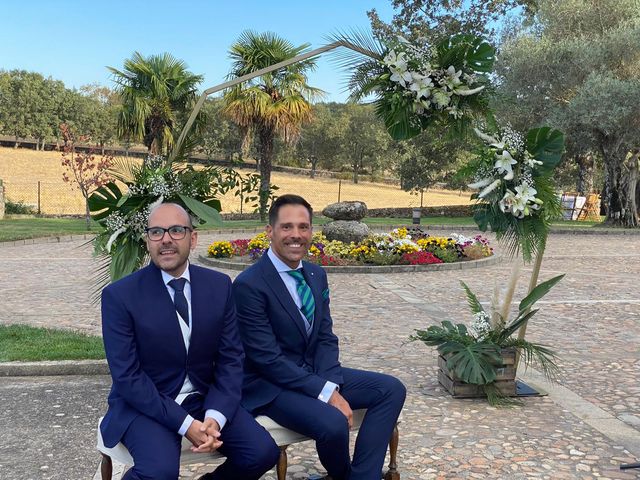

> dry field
[0,147,472,215]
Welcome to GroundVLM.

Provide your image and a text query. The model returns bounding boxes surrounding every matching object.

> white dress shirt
[267,248,338,402]
[160,263,227,435]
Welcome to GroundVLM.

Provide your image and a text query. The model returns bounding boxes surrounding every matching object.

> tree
[0,70,50,147]
[395,128,465,204]
[200,97,243,161]
[79,84,120,154]
[339,104,389,184]
[108,52,203,155]
[494,0,640,226]
[223,31,321,220]
[60,123,114,229]
[368,0,534,43]
[296,103,344,177]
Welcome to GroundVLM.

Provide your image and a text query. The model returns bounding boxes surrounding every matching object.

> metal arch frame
[170,40,377,161]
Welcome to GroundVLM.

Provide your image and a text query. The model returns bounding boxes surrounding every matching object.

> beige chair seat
[96,410,367,468]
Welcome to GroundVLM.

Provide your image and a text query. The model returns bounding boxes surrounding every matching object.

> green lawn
[0,217,99,241]
[0,215,610,243]
[0,324,105,362]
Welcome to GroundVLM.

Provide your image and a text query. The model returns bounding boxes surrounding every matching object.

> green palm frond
[460,281,485,314]
[326,28,385,69]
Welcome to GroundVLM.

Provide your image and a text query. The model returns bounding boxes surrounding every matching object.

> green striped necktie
[287,269,315,335]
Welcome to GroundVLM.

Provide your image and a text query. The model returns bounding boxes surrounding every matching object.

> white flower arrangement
[469,127,544,219]
[380,39,486,122]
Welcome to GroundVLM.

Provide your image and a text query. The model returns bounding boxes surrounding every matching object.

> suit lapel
[146,263,187,354]
[260,255,309,341]
[187,264,201,353]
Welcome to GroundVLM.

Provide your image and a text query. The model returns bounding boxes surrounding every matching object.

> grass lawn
[0,324,105,362]
[0,215,612,242]
[0,217,99,242]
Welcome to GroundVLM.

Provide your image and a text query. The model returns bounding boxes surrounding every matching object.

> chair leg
[277,446,288,480]
[383,423,400,480]
[100,453,113,480]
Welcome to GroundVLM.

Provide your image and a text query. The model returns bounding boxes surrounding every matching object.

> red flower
[401,251,443,265]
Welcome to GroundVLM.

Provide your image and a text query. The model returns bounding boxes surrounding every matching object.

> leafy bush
[5,199,37,215]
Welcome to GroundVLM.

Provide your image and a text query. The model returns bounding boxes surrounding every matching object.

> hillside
[0,147,471,215]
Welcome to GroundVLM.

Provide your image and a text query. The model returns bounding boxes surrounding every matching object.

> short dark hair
[268,194,313,226]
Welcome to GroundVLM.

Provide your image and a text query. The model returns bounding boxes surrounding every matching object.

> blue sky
[0,0,394,102]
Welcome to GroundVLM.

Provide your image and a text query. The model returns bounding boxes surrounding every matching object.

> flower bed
[207,227,493,266]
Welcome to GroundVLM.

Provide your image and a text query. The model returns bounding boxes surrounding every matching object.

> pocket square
[322,288,330,300]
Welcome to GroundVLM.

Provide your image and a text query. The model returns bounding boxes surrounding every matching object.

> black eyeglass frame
[145,225,193,241]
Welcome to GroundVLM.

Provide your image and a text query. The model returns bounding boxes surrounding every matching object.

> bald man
[100,203,278,480]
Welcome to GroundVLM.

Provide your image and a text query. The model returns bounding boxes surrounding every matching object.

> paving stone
[1,230,640,478]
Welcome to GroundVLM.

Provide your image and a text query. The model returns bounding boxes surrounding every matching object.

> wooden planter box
[438,348,517,398]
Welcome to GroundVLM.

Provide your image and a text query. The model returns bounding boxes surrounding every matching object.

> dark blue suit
[101,262,278,480]
[233,253,406,480]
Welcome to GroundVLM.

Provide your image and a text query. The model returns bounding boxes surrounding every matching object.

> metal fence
[3,179,472,216]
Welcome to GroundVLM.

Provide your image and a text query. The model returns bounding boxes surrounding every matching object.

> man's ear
[265,224,273,239]
[190,231,198,250]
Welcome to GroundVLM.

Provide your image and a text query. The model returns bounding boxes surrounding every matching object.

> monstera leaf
[87,182,124,221]
[437,34,495,73]
[526,127,565,172]
[440,341,503,385]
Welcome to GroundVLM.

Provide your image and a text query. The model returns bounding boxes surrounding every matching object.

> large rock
[322,220,370,244]
[322,201,367,221]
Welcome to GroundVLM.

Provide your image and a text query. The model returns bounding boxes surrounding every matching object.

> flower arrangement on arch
[88,155,224,287]
[465,126,565,262]
[409,268,564,406]
[332,32,495,140]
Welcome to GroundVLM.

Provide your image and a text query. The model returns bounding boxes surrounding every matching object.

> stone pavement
[1,228,640,479]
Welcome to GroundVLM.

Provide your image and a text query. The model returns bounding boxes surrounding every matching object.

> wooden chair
[96,410,400,480]
[577,193,601,221]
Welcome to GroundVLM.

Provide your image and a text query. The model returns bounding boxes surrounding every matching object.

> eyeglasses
[145,225,192,241]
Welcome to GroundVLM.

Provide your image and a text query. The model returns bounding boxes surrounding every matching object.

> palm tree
[224,31,322,220]
[108,52,203,156]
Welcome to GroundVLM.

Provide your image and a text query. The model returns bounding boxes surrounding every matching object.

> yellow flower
[248,232,270,251]
[208,241,234,258]
[390,227,409,239]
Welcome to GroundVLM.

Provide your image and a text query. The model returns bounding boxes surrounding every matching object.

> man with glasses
[100,202,278,480]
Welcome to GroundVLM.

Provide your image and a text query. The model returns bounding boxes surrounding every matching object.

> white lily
[514,183,537,204]
[494,150,517,180]
[432,89,452,108]
[499,190,515,213]
[443,65,463,89]
[523,152,543,168]
[383,50,408,71]
[390,68,413,87]
[409,78,432,99]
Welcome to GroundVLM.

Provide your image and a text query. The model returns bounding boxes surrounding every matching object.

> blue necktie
[168,278,189,326]
[287,269,315,335]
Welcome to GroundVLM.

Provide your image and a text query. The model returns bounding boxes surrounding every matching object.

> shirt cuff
[178,414,194,436]
[318,381,339,403]
[205,409,228,431]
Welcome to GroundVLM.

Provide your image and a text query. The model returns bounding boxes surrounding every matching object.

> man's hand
[328,390,353,428]
[185,419,223,453]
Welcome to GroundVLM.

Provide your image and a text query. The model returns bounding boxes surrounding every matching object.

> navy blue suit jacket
[232,254,343,413]
[100,262,244,448]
